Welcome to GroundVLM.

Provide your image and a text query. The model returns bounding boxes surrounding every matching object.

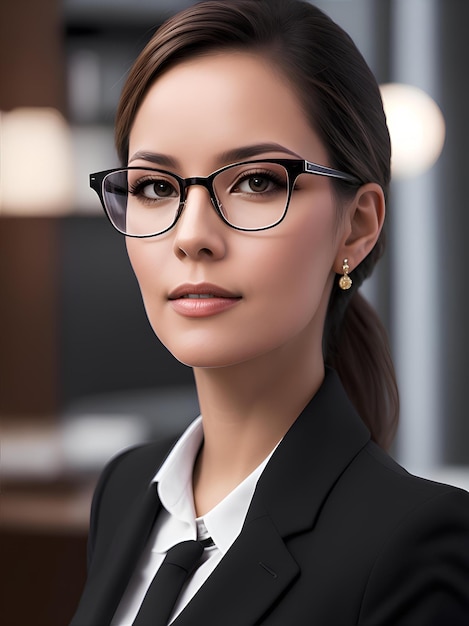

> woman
[71,1,469,624]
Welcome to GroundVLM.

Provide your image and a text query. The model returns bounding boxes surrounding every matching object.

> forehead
[129,51,327,169]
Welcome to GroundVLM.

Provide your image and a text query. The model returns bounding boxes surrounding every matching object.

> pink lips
[168,283,242,318]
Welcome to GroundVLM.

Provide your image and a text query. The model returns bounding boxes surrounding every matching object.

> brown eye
[245,175,270,192]
[141,180,178,199]
[129,176,179,202]
[231,170,286,196]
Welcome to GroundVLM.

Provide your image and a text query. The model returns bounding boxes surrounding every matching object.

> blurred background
[1,0,468,624]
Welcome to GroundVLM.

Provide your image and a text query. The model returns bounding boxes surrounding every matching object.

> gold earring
[339,259,352,290]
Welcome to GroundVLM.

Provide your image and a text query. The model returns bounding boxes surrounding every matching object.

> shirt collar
[151,415,278,555]
[202,452,272,554]
[152,415,203,525]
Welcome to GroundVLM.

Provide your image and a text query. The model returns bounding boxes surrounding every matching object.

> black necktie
[132,539,207,626]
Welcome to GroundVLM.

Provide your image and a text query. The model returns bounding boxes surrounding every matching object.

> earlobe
[335,182,385,273]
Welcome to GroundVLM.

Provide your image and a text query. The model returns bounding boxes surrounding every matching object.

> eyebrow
[128,143,301,169]
[217,143,301,163]
[128,151,178,168]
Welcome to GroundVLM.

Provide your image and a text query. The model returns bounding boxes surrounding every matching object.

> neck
[192,341,325,516]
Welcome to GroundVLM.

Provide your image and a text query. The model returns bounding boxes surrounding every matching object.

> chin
[166,346,247,370]
[159,332,297,371]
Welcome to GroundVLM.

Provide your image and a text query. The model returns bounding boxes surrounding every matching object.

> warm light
[0,107,74,215]
[380,83,446,178]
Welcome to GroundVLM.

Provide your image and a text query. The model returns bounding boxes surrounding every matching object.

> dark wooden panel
[0,218,60,416]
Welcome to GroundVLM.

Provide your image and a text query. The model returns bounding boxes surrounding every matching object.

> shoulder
[92,436,177,511]
[360,440,469,540]
[347,439,469,509]
[86,436,178,564]
[345,442,469,623]
[348,441,469,551]
[315,438,469,554]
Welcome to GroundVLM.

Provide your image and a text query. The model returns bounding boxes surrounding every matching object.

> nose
[172,185,227,261]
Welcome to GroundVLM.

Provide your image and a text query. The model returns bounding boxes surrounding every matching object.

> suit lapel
[175,513,299,625]
[71,485,161,626]
[248,368,370,537]
[176,369,370,624]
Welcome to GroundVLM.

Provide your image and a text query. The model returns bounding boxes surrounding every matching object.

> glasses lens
[102,169,181,236]
[213,162,289,229]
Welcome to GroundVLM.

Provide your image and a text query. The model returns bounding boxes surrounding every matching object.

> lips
[181,294,216,299]
[168,283,241,300]
[168,283,241,317]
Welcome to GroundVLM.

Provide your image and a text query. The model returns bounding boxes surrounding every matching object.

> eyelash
[129,178,162,193]
[231,169,287,191]
[128,177,178,200]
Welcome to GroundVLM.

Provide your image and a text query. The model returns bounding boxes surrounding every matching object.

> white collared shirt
[111,416,277,625]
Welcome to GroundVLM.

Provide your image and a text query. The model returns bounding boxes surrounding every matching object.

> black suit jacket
[70,370,469,625]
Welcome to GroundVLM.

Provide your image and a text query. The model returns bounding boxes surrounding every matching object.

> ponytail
[325,287,399,451]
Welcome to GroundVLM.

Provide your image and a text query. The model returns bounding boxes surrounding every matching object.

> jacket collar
[246,367,370,537]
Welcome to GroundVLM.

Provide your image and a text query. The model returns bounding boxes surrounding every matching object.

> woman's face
[126,52,347,370]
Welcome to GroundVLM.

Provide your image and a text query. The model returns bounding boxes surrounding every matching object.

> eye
[231,169,286,196]
[130,177,179,200]
[236,175,270,193]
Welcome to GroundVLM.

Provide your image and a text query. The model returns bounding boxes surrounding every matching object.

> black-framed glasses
[89,159,361,237]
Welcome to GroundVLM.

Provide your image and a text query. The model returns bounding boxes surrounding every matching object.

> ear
[334,182,385,274]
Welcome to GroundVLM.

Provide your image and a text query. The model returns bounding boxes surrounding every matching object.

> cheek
[126,239,149,290]
[262,211,337,311]
[126,240,179,354]
[235,210,338,352]
[125,238,165,307]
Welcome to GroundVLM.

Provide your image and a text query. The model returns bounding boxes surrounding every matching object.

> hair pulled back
[115,0,399,449]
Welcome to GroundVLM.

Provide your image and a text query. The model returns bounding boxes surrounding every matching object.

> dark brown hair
[114,0,399,449]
